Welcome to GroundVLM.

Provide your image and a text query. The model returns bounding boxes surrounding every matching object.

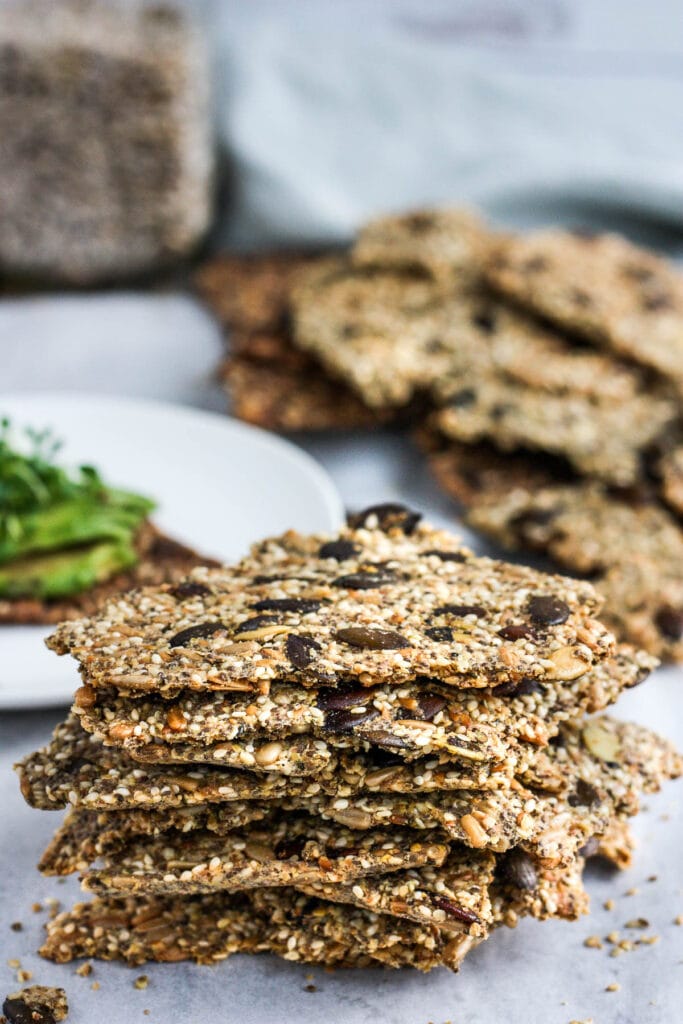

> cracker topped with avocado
[0,421,216,624]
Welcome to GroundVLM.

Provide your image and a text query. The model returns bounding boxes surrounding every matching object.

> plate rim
[0,391,345,710]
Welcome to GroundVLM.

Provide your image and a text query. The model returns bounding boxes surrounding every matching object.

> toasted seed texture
[78,816,448,897]
[431,365,674,488]
[3,986,68,1024]
[39,889,478,971]
[194,250,388,432]
[423,435,683,662]
[484,227,683,395]
[47,518,613,695]
[296,848,495,936]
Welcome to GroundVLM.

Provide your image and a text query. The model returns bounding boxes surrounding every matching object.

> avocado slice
[0,491,155,564]
[0,423,157,599]
[0,538,140,600]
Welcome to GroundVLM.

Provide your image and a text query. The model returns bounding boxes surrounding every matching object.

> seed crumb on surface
[31,903,42,913]
[606,982,620,992]
[75,962,92,977]
[304,984,317,992]
[606,931,620,944]
[638,935,660,946]
[584,935,602,949]
[674,915,683,926]
[625,887,639,896]
[6,960,20,969]
[134,975,149,990]
[603,898,615,911]
[647,875,658,883]
[625,918,649,929]
[91,981,100,991]
[15,970,33,984]
[9,923,23,933]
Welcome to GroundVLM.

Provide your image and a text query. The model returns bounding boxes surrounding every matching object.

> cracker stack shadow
[15,507,682,971]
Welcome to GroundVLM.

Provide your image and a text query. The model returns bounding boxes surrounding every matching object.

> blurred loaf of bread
[0,0,213,284]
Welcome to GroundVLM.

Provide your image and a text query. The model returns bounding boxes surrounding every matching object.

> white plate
[0,393,344,709]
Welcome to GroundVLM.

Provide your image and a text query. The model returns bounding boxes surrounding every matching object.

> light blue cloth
[207,0,683,249]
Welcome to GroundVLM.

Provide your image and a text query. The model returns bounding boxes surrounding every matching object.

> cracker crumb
[16,969,33,983]
[609,947,623,958]
[91,981,100,991]
[625,918,649,929]
[625,887,639,896]
[6,959,20,969]
[31,903,43,913]
[584,935,603,949]
[638,935,660,946]
[606,982,620,992]
[134,975,149,990]
[75,962,92,977]
[606,931,621,944]
[603,899,615,911]
[674,915,683,926]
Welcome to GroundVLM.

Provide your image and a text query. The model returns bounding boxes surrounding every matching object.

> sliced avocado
[0,538,140,600]
[0,422,157,599]
[0,491,155,564]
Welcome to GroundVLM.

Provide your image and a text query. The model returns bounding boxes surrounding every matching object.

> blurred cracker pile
[0,0,212,284]
[195,211,683,662]
[16,508,681,970]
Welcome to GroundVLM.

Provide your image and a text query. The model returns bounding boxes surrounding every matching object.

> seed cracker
[79,816,448,897]
[3,986,68,1024]
[194,250,384,432]
[127,733,337,776]
[39,803,277,876]
[592,817,635,870]
[290,256,455,408]
[492,852,589,926]
[296,848,495,937]
[220,355,386,432]
[17,717,537,851]
[40,891,476,971]
[194,250,325,336]
[484,227,683,394]
[18,712,535,809]
[71,649,648,779]
[36,788,535,880]
[431,366,674,487]
[74,678,510,765]
[424,435,683,660]
[47,515,613,695]
[351,207,488,285]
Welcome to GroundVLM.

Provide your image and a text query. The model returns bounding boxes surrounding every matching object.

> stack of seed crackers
[195,210,683,661]
[16,508,681,970]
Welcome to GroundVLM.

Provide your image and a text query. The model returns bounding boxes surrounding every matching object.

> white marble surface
[0,292,681,1024]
